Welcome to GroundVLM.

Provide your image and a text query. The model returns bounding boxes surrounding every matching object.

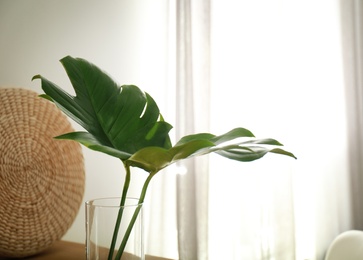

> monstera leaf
[33,56,172,161]
[127,128,296,173]
[33,56,296,174]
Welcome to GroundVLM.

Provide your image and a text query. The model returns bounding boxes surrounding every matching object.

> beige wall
[0,0,169,243]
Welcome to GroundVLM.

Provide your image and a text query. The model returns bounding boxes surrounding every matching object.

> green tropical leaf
[175,127,255,146]
[33,56,172,160]
[55,132,132,159]
[126,128,297,173]
[211,127,255,144]
[126,139,216,173]
[239,138,283,146]
[214,145,296,162]
[33,55,296,174]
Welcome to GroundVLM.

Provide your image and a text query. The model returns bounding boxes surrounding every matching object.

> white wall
[0,0,170,243]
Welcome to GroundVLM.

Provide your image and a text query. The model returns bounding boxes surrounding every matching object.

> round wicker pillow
[0,88,85,258]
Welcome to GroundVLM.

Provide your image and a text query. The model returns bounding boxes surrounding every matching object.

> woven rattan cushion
[0,88,85,258]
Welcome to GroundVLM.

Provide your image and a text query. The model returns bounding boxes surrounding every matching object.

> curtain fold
[340,0,363,230]
[175,0,211,259]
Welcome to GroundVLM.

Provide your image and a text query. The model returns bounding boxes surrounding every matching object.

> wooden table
[16,240,173,260]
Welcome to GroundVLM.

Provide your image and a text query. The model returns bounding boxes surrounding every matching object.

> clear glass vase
[86,197,144,260]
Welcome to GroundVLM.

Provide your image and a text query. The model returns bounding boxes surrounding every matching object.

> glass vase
[86,197,144,260]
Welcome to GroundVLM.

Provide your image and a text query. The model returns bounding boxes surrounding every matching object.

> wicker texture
[0,88,85,258]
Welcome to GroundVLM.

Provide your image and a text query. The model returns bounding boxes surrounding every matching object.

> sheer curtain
[171,0,355,260]
[174,0,296,259]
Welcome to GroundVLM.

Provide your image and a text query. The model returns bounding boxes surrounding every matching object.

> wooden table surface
[8,240,174,260]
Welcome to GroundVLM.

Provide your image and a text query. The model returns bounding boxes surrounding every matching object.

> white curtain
[171,0,355,259]
[174,0,296,258]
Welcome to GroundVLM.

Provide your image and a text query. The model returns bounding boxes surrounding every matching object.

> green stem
[114,172,155,260]
[107,162,131,260]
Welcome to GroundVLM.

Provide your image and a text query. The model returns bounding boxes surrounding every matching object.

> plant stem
[114,172,155,260]
[107,162,131,260]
